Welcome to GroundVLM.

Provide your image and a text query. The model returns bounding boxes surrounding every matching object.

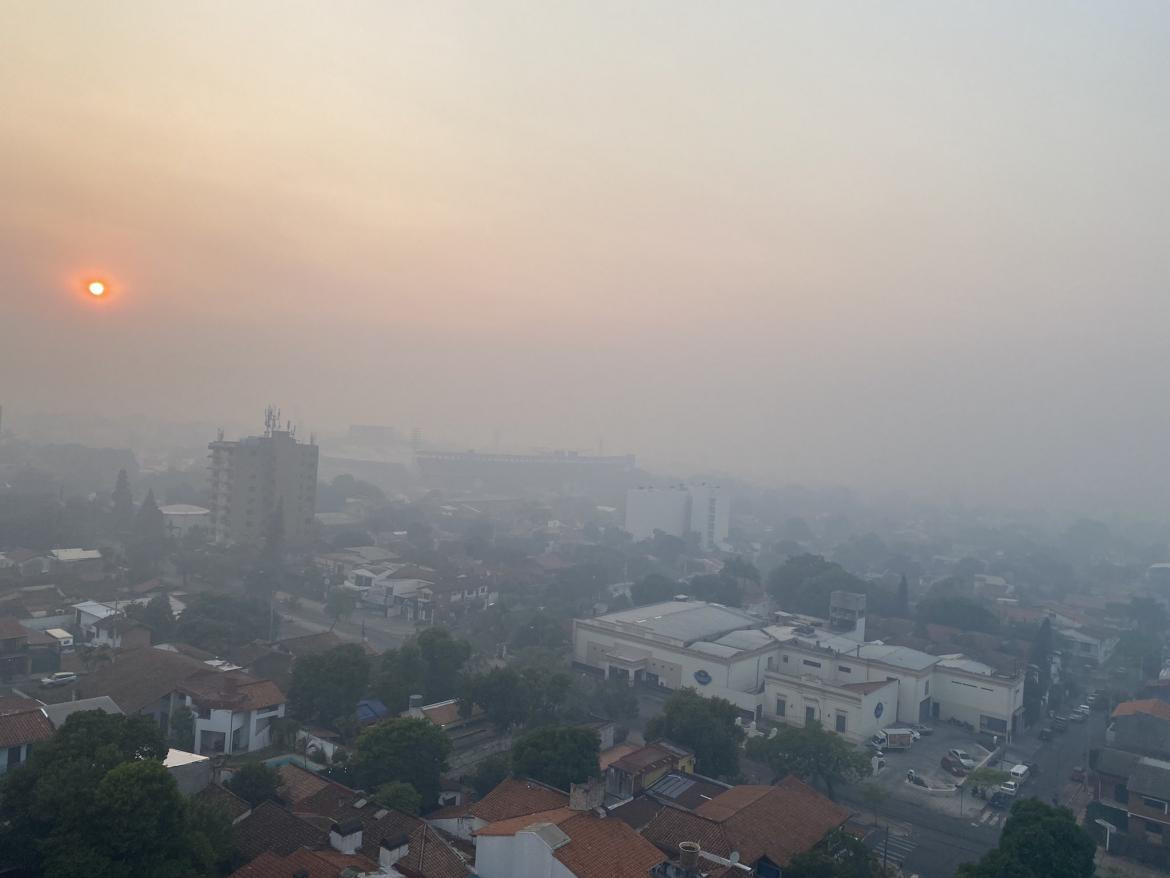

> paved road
[275,592,417,653]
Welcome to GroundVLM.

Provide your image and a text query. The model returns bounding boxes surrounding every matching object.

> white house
[50,548,104,580]
[73,600,119,641]
[159,504,211,539]
[179,674,286,756]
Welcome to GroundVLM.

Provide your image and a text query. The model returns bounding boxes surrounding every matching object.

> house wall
[426,814,483,842]
[933,670,1024,735]
[0,742,34,775]
[763,674,898,742]
[475,832,578,878]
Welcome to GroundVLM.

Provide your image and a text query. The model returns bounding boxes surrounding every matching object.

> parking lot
[866,723,999,818]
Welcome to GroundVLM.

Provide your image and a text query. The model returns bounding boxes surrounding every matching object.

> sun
[87,281,106,297]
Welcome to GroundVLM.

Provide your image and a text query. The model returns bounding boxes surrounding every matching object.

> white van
[1009,764,1030,785]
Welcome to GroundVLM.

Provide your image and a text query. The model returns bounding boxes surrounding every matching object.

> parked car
[1070,766,1086,782]
[1052,715,1069,732]
[40,671,77,688]
[1070,709,1089,723]
[998,781,1019,797]
[988,791,1012,809]
[1009,764,1031,785]
[948,748,977,770]
[910,723,934,736]
[866,735,886,752]
[941,756,967,777]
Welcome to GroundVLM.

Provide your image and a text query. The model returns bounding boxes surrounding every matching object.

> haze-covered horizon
[4,2,1170,510]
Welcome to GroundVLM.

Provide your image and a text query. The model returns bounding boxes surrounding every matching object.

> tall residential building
[208,410,318,546]
[624,483,730,549]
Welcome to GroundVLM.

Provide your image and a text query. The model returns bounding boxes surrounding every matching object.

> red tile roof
[1113,699,1170,722]
[229,847,379,878]
[469,777,568,823]
[0,699,53,749]
[476,808,664,878]
[643,776,851,869]
[610,742,686,775]
[234,801,327,862]
[194,783,251,821]
[397,823,472,878]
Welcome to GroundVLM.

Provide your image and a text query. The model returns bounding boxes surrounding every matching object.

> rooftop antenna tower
[264,406,279,437]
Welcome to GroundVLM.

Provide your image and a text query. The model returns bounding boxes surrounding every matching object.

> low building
[72,600,119,642]
[1056,625,1121,667]
[1111,700,1170,760]
[475,781,665,878]
[164,748,213,795]
[91,615,152,650]
[41,695,122,729]
[159,504,211,539]
[49,548,104,580]
[0,617,31,681]
[764,673,899,742]
[640,775,851,878]
[427,776,568,842]
[605,741,695,800]
[0,696,54,774]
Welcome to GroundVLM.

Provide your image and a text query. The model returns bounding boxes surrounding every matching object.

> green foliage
[582,676,640,722]
[510,612,568,651]
[688,573,742,607]
[721,556,761,584]
[956,799,1095,878]
[645,688,744,779]
[744,721,871,800]
[324,587,357,626]
[767,555,869,617]
[417,627,472,700]
[967,767,1010,787]
[111,468,135,535]
[289,643,371,728]
[351,717,451,808]
[511,727,600,791]
[460,664,572,732]
[174,593,271,654]
[126,594,175,643]
[371,781,421,816]
[226,762,280,807]
[0,712,225,878]
[373,641,427,713]
[470,753,511,797]
[169,705,195,752]
[630,574,678,607]
[129,489,169,578]
[916,594,1000,634]
[896,575,910,617]
[785,830,885,878]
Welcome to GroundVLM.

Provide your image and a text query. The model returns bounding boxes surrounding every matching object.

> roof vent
[679,841,700,869]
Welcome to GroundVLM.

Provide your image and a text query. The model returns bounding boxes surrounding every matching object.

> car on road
[1070,766,1086,782]
[941,753,968,776]
[948,748,977,771]
[1070,709,1089,723]
[997,780,1019,797]
[1052,715,1069,732]
[988,791,1012,809]
[40,671,77,688]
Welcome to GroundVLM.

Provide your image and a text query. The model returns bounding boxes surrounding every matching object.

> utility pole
[882,824,889,872]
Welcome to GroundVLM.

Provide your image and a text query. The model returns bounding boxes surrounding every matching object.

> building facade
[208,412,318,546]
[624,484,730,549]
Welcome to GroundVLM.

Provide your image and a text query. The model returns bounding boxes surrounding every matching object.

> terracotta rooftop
[194,782,252,822]
[469,777,568,823]
[0,616,30,640]
[178,672,285,712]
[643,775,851,869]
[611,742,688,775]
[1113,699,1170,722]
[477,807,664,878]
[0,698,53,749]
[229,846,379,878]
[234,801,327,862]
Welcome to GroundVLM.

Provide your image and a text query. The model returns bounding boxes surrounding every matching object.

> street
[275,592,416,653]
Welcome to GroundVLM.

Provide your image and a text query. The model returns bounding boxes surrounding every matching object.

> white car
[998,781,1019,796]
[948,748,977,770]
[40,671,77,688]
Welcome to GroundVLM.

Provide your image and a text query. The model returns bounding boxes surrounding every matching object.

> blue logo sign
[874,702,884,718]
[693,670,712,686]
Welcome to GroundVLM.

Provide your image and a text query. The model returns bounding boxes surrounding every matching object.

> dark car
[1052,716,1069,732]
[989,791,1012,810]
[1070,766,1086,782]
[1039,727,1054,742]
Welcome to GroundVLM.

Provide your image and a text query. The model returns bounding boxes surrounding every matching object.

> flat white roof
[164,748,209,767]
[589,601,764,646]
[51,548,102,562]
[159,504,209,515]
[45,628,73,639]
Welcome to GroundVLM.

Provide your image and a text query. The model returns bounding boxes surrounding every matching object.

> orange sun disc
[88,281,106,297]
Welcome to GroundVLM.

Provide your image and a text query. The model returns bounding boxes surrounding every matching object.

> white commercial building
[159,504,211,539]
[573,599,1027,740]
[624,484,730,549]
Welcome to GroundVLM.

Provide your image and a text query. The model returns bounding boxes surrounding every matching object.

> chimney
[408,694,424,711]
[679,842,700,870]
[329,817,364,855]
[569,778,604,811]
[378,834,411,870]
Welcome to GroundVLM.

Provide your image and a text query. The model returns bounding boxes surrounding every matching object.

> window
[887,676,898,682]
[1143,797,1168,814]
[782,655,789,664]
[838,666,852,674]
[776,698,786,717]
[805,706,816,723]
[1115,784,1129,804]
[835,712,847,733]
[980,715,1007,733]
[925,681,929,695]
[6,746,22,768]
[802,659,822,669]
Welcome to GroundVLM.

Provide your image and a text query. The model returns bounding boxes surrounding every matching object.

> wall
[0,742,32,775]
[763,674,898,742]
[475,832,578,878]
[933,670,1023,734]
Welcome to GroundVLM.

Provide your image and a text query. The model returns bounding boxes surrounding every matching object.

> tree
[858,781,886,825]
[767,555,870,617]
[896,575,910,618]
[126,594,175,643]
[111,468,134,536]
[372,781,421,816]
[324,587,357,629]
[511,726,600,791]
[785,830,886,878]
[510,612,567,651]
[630,573,678,607]
[350,718,451,809]
[289,643,371,728]
[956,799,1095,878]
[721,556,761,585]
[688,573,742,607]
[169,705,195,751]
[174,593,271,653]
[460,667,531,733]
[129,489,168,578]
[372,642,427,713]
[417,627,471,700]
[915,594,1000,634]
[226,761,280,807]
[0,712,223,878]
[745,722,871,800]
[470,753,511,797]
[645,689,744,778]
[1024,617,1053,724]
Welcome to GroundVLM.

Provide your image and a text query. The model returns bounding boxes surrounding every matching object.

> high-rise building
[624,483,730,550]
[208,409,318,546]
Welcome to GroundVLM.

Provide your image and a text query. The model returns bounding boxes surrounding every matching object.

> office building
[624,484,730,549]
[208,409,318,546]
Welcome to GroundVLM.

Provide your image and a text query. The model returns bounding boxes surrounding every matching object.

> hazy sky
[3,2,1170,507]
